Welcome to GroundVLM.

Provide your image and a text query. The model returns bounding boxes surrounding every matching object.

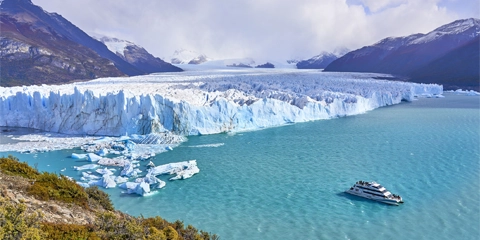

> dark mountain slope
[324,18,480,90]
[0,12,125,86]
[296,52,338,69]
[1,0,143,76]
[98,37,182,73]
[409,37,480,91]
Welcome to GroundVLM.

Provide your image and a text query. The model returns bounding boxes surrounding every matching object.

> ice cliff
[0,69,442,137]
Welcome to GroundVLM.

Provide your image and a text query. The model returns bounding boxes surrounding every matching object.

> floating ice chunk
[156,181,166,189]
[129,181,151,196]
[128,152,155,161]
[166,146,173,151]
[96,148,108,157]
[118,182,137,190]
[149,160,199,180]
[146,161,155,168]
[87,153,102,162]
[120,161,137,177]
[95,167,115,176]
[98,157,127,167]
[74,164,99,171]
[91,174,116,188]
[71,153,87,159]
[135,173,163,185]
[119,181,151,196]
[169,164,200,180]
[81,171,100,180]
[114,176,129,184]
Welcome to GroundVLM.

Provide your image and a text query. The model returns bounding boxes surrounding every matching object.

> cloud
[32,0,476,60]
[358,0,407,13]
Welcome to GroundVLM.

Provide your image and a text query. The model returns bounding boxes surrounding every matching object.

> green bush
[0,196,45,239]
[0,155,40,179]
[41,222,99,240]
[28,172,89,208]
[86,186,114,211]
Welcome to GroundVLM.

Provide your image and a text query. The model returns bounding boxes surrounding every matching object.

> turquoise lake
[3,93,479,240]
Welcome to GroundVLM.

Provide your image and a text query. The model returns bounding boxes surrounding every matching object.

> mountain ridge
[324,18,480,90]
[0,0,181,87]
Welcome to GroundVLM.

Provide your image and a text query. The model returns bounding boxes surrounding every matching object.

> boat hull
[345,189,402,206]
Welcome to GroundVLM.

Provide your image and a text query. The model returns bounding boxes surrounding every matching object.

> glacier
[0,68,444,196]
[0,69,442,138]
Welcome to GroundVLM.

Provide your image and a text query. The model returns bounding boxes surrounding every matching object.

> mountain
[296,52,338,69]
[0,0,180,87]
[324,18,480,90]
[169,49,210,64]
[97,36,182,73]
[0,0,127,86]
[409,36,479,90]
[296,48,349,69]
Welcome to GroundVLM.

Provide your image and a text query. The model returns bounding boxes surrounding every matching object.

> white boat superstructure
[345,181,403,205]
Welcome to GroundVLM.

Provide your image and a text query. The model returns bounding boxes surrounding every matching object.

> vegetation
[0,155,40,179]
[28,172,90,208]
[0,156,219,239]
[86,186,115,211]
[0,196,45,239]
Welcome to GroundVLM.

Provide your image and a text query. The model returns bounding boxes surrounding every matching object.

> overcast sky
[33,0,479,61]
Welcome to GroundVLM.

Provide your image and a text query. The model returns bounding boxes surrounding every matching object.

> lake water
[3,93,479,240]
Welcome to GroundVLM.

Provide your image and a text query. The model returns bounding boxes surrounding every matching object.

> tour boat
[346,181,403,205]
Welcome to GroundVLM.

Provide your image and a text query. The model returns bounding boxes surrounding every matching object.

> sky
[33,0,479,61]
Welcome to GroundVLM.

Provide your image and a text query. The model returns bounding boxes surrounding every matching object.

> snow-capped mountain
[296,52,339,69]
[324,18,480,90]
[0,0,128,86]
[97,36,182,73]
[169,49,210,64]
[0,0,180,87]
[296,48,350,69]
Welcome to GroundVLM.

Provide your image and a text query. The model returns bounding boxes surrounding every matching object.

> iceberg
[119,181,152,196]
[0,69,442,137]
[87,153,102,162]
[149,160,199,180]
[169,164,200,180]
[96,148,109,157]
[98,157,127,167]
[95,167,115,176]
[81,171,100,180]
[74,164,99,171]
[135,173,164,185]
[71,153,87,159]
[89,174,117,189]
[114,176,129,184]
[120,161,141,177]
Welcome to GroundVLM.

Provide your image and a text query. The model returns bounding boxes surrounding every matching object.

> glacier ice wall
[0,70,442,136]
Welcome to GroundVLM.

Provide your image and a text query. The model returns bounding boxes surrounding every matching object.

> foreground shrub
[28,172,89,208]
[0,155,40,179]
[86,186,114,211]
[41,222,99,240]
[0,196,45,239]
